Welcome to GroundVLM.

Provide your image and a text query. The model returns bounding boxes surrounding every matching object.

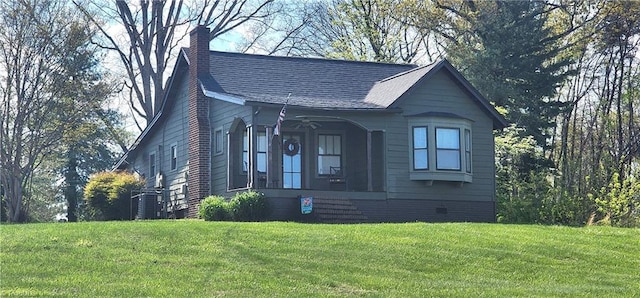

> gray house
[115,26,508,222]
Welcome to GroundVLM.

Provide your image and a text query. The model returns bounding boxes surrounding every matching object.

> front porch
[227,118,387,193]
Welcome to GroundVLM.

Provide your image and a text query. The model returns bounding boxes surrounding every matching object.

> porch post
[226,132,231,191]
[247,126,253,188]
[367,130,373,191]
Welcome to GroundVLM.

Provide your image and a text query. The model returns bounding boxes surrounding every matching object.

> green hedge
[83,171,145,220]
[198,196,230,221]
[199,191,269,222]
[229,190,269,221]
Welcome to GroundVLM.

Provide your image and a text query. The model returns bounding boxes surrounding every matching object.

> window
[170,144,178,171]
[149,152,156,177]
[214,128,223,155]
[242,129,249,172]
[412,127,428,170]
[436,128,460,170]
[465,129,472,173]
[317,134,342,175]
[257,131,267,173]
[408,116,472,183]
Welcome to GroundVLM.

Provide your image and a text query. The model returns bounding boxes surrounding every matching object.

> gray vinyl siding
[209,99,253,195]
[128,73,190,208]
[386,70,496,202]
[161,75,189,207]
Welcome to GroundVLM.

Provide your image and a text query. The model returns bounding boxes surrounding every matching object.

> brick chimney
[187,25,211,217]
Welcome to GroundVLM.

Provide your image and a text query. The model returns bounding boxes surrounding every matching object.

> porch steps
[312,197,368,224]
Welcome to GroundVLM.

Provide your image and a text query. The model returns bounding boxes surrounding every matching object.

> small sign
[300,197,313,214]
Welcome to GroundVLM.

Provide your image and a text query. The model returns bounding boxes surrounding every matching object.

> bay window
[435,128,460,170]
[408,115,472,183]
[412,127,428,170]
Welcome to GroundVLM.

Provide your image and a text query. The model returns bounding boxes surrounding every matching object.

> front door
[282,133,303,189]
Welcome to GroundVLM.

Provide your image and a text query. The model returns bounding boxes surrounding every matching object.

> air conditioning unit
[155,172,164,188]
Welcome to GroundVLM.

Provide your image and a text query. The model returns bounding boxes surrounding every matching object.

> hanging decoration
[283,138,300,156]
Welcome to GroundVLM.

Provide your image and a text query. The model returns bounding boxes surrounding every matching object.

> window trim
[412,126,429,170]
[464,129,472,173]
[214,127,224,156]
[435,127,461,171]
[241,127,249,173]
[256,130,267,173]
[317,133,343,176]
[148,151,157,178]
[408,116,472,183]
[169,143,178,172]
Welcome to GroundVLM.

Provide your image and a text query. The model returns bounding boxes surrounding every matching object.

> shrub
[198,196,230,221]
[84,171,145,220]
[229,190,269,221]
[593,173,640,228]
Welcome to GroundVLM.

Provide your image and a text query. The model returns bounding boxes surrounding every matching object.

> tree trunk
[6,175,24,223]
[65,149,79,222]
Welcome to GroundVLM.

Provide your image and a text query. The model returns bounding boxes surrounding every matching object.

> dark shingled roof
[363,63,437,108]
[200,50,416,109]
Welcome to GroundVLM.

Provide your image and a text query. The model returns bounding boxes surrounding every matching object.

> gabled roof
[196,49,415,109]
[365,59,508,129]
[198,51,506,127]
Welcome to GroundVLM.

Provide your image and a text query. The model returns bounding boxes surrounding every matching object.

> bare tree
[75,0,276,131]
[0,0,103,222]
[229,0,436,63]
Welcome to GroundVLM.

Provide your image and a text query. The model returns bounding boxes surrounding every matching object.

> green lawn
[1,221,638,297]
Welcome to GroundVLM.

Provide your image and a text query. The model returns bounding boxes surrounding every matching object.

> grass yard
[1,221,638,297]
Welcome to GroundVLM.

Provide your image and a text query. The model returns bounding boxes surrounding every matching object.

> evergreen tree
[438,0,572,149]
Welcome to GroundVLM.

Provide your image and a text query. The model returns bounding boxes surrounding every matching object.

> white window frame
[317,133,343,176]
[408,117,472,183]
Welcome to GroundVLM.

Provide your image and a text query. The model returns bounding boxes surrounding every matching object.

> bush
[198,191,269,222]
[198,196,230,221]
[593,173,640,228]
[229,190,269,221]
[84,171,145,220]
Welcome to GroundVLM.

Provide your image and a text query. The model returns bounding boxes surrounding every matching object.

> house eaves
[200,82,246,105]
